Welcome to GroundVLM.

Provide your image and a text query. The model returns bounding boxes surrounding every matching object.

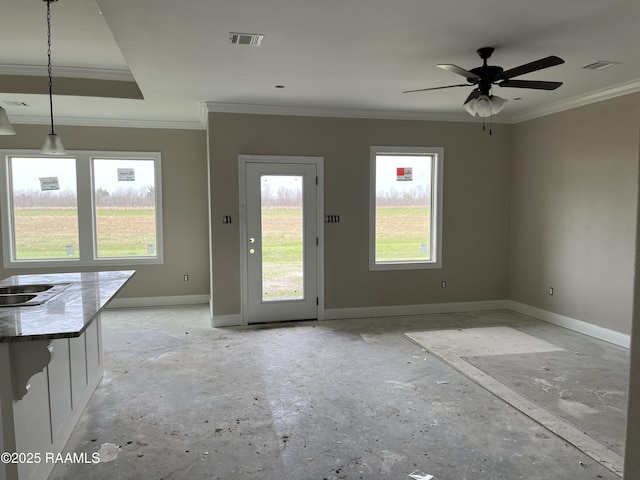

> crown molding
[5,80,637,130]
[203,78,640,125]
[0,64,135,82]
[512,79,640,123]
[200,102,210,129]
[202,101,487,123]
[9,114,203,131]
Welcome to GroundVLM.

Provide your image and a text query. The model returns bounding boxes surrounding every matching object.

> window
[369,146,443,270]
[0,150,163,268]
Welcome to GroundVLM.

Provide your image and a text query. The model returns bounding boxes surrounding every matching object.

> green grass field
[13,208,156,259]
[260,206,430,298]
[375,206,431,262]
[12,206,429,297]
[261,208,304,300]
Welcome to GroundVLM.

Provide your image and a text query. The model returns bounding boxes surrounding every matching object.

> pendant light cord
[46,0,55,136]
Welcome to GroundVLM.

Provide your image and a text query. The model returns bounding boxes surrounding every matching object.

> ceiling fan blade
[403,84,470,93]
[499,79,563,90]
[500,56,565,79]
[438,64,480,80]
[463,89,481,104]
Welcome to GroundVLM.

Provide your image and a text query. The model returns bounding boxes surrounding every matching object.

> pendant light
[41,0,66,155]
[0,107,16,135]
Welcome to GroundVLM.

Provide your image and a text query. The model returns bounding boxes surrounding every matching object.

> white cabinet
[0,270,133,480]
[85,319,102,397]
[12,370,50,480]
[48,339,72,440]
[0,316,103,480]
[69,333,87,410]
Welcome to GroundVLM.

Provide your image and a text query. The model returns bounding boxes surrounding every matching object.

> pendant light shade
[0,107,16,135]
[42,134,66,155]
[474,95,493,117]
[41,0,66,155]
[488,95,507,115]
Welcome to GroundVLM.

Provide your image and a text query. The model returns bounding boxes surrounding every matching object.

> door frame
[238,155,324,326]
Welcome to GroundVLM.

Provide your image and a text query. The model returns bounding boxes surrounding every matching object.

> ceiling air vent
[581,60,620,70]
[229,32,264,46]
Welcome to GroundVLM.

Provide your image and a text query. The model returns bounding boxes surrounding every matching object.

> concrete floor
[49,306,627,479]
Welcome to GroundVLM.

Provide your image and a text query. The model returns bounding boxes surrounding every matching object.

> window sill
[370,260,442,271]
[3,257,163,269]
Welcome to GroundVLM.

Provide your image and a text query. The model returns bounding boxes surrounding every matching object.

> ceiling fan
[404,47,565,117]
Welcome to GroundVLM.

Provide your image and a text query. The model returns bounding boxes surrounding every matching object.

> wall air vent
[229,33,264,46]
[581,60,620,70]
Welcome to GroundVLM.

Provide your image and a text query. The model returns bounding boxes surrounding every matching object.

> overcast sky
[10,157,155,193]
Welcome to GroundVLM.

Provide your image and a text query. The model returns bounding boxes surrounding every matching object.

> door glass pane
[92,158,157,258]
[261,175,304,301]
[9,157,79,260]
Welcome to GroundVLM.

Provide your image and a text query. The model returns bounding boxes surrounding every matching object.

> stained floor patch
[405,326,564,358]
[464,349,628,455]
[404,326,625,476]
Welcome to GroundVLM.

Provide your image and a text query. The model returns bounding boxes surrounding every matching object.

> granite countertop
[0,270,135,342]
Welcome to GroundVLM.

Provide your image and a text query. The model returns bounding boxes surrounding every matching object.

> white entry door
[241,158,321,324]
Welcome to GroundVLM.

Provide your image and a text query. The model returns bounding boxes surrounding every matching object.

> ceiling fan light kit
[41,0,66,155]
[405,47,565,124]
[464,94,507,118]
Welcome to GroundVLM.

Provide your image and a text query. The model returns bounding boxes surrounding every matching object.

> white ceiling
[1,0,639,129]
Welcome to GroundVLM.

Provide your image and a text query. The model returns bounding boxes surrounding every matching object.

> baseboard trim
[107,294,209,309]
[325,300,630,349]
[325,300,510,320]
[506,300,630,349]
[106,296,631,348]
[211,314,243,327]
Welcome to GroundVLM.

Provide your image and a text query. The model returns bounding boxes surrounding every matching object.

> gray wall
[510,93,640,334]
[0,124,210,299]
[2,97,637,328]
[208,112,512,316]
[626,161,640,477]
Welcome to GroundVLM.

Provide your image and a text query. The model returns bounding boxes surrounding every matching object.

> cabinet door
[13,369,51,479]
[86,318,102,389]
[48,338,72,438]
[70,332,88,409]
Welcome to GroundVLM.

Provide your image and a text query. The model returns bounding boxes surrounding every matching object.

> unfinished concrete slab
[405,326,628,476]
[49,307,623,479]
[465,350,628,455]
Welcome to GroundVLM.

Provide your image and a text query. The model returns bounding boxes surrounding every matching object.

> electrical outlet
[548,287,553,296]
[441,281,447,288]
[184,274,189,282]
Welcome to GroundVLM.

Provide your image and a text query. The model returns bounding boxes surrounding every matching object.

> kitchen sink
[0,294,37,306]
[0,284,54,295]
[0,283,71,307]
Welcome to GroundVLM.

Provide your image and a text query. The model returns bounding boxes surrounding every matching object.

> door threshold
[248,318,318,328]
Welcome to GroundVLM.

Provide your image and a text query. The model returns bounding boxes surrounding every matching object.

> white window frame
[369,146,443,271]
[0,150,163,268]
